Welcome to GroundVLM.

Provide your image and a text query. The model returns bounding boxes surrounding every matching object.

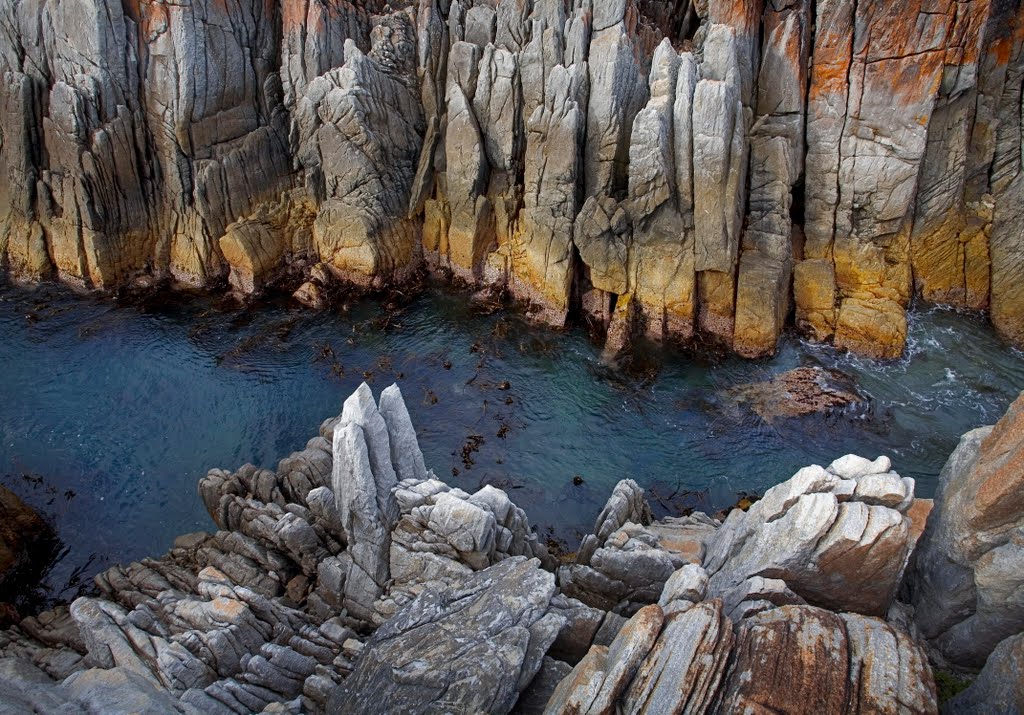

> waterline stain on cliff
[0,278,1022,604]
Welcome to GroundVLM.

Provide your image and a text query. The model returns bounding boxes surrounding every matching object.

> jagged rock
[1,380,1013,714]
[800,0,986,358]
[442,56,491,274]
[543,603,664,715]
[0,0,1021,358]
[584,16,646,199]
[387,478,553,618]
[732,0,809,357]
[627,42,698,344]
[300,22,425,285]
[907,393,1024,668]
[703,459,914,618]
[331,383,400,623]
[327,557,563,715]
[692,25,747,279]
[621,599,733,713]
[548,601,936,714]
[510,62,588,320]
[558,481,713,614]
[576,479,652,565]
[378,384,428,484]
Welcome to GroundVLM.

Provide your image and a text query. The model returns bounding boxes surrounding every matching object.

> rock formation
[545,600,938,715]
[727,365,865,421]
[1,383,1022,712]
[905,393,1024,669]
[944,632,1024,714]
[3,0,1024,358]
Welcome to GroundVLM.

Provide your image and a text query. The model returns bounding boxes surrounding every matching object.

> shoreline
[2,277,1022,620]
[1,381,1022,712]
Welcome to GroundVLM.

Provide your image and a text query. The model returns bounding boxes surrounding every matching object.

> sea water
[2,279,1022,602]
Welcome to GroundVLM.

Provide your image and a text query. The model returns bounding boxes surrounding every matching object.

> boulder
[907,393,1024,668]
[944,632,1024,714]
[703,459,914,618]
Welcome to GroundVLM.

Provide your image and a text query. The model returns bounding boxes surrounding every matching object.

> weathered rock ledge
[1,383,1022,714]
[3,0,1024,360]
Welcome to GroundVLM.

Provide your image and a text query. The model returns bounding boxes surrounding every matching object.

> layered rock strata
[3,0,1024,358]
[0,383,1021,713]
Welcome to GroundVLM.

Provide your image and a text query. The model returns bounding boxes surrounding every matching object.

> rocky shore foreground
[1,382,1021,713]
[3,0,1024,360]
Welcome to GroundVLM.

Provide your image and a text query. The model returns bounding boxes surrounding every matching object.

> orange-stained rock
[834,297,908,359]
[909,393,1024,668]
[543,602,937,715]
[733,251,789,357]
[697,270,736,345]
[720,606,852,714]
[906,498,934,548]
[793,258,837,340]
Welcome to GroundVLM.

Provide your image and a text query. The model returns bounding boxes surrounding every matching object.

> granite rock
[907,393,1024,668]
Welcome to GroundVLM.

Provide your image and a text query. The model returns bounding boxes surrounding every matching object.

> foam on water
[1,281,1022,602]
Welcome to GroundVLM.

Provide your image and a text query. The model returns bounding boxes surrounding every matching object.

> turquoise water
[1,278,1022,602]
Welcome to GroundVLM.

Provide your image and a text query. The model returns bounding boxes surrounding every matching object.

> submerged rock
[728,366,866,422]
[0,486,55,624]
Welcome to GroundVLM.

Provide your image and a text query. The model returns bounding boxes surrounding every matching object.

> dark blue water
[2,279,1022,602]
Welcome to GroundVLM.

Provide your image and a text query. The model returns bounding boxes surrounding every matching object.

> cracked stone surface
[2,0,1022,358]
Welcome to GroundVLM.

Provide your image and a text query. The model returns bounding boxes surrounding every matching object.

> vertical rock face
[797,0,1013,359]
[3,0,1024,356]
[332,383,400,622]
[300,19,425,284]
[988,5,1024,346]
[511,63,587,321]
[906,392,1024,669]
[733,0,809,357]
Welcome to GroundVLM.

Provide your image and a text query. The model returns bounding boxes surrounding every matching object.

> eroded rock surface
[328,557,562,715]
[546,599,937,715]
[2,0,1024,358]
[1,382,1021,713]
[728,366,866,422]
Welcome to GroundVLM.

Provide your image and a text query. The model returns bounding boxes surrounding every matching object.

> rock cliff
[1,382,1021,713]
[2,0,1024,357]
